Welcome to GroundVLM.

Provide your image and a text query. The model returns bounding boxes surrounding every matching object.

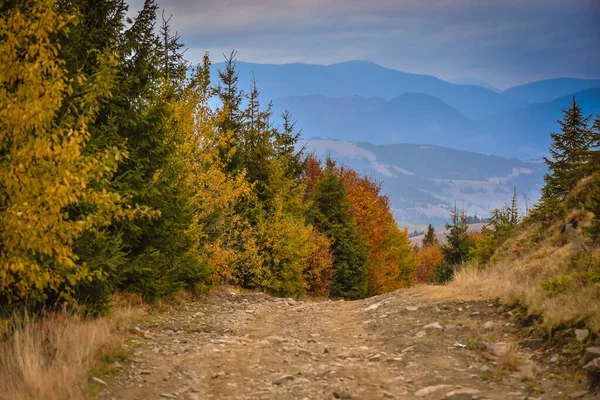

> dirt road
[99,287,590,400]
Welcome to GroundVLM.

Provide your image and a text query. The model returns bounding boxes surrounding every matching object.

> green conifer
[441,203,474,266]
[422,224,437,247]
[309,159,370,299]
[543,97,593,201]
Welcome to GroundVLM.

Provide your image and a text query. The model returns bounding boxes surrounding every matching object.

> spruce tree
[509,187,519,226]
[422,224,437,247]
[308,159,370,299]
[441,203,474,266]
[215,51,245,173]
[543,97,593,201]
[58,0,209,303]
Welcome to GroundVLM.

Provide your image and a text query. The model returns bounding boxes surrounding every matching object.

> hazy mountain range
[208,60,598,226]
[212,60,600,159]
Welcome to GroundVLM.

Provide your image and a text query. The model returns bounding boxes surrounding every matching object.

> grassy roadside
[0,296,145,400]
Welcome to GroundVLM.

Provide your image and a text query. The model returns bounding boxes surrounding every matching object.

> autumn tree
[413,244,444,284]
[0,0,145,307]
[340,167,414,294]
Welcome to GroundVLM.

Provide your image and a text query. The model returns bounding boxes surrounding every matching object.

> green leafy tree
[422,224,438,247]
[308,159,370,299]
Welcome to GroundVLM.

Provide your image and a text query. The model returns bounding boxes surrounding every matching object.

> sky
[129,0,600,89]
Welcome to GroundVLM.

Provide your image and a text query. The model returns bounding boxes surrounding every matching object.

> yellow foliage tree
[172,58,254,282]
[0,1,145,304]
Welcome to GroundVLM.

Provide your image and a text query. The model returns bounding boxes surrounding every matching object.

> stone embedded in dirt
[211,371,226,379]
[91,377,109,387]
[568,390,589,398]
[272,375,295,385]
[159,393,177,399]
[364,302,384,311]
[483,321,494,330]
[582,347,600,365]
[367,353,381,361]
[414,384,453,396]
[520,338,544,350]
[443,388,481,400]
[575,329,590,342]
[424,322,443,330]
[415,330,427,338]
[333,390,353,399]
[406,306,419,311]
[583,357,600,374]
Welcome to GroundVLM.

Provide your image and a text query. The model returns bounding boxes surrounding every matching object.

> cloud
[134,0,600,88]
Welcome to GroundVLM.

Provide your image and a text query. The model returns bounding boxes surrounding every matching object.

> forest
[1,0,600,319]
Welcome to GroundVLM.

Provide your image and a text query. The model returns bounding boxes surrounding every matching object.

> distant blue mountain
[211,60,525,119]
[449,78,500,92]
[271,93,481,150]
[480,88,600,157]
[503,78,600,104]
[208,60,600,158]
[302,139,545,226]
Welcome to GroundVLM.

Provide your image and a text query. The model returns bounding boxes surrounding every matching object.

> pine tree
[441,203,474,266]
[215,51,245,173]
[589,115,600,174]
[422,224,438,247]
[58,0,211,303]
[308,159,370,299]
[509,187,519,226]
[543,97,593,201]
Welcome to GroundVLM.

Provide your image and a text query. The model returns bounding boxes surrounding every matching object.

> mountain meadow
[1,1,600,399]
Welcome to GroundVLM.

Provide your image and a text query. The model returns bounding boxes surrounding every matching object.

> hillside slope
[448,175,600,333]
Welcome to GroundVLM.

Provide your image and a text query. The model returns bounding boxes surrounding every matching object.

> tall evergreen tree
[308,159,370,299]
[57,0,210,305]
[542,97,593,201]
[509,187,519,226]
[422,224,438,247]
[441,203,474,265]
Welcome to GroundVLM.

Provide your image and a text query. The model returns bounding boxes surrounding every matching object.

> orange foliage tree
[413,243,445,284]
[303,156,415,295]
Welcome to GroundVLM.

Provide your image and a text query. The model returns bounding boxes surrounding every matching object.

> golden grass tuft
[0,299,143,400]
[497,343,521,372]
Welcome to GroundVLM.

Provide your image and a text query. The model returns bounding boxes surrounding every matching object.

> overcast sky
[129,0,600,89]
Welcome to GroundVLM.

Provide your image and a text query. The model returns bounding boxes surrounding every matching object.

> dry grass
[437,210,600,335]
[497,343,521,372]
[0,300,143,400]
